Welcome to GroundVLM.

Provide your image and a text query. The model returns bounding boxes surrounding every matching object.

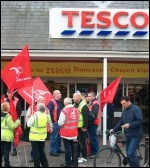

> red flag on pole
[17,77,53,106]
[9,97,18,122]
[9,93,22,148]
[1,44,33,92]
[1,44,33,148]
[100,76,122,111]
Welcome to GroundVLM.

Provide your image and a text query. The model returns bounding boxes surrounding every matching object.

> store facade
[1,1,149,136]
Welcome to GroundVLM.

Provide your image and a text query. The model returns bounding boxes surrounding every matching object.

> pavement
[5,135,148,167]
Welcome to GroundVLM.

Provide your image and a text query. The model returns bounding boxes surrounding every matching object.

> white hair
[37,103,46,112]
[64,97,72,105]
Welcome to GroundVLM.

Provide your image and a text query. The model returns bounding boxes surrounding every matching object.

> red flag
[1,44,33,92]
[100,76,122,111]
[9,94,23,148]
[14,125,23,148]
[17,77,53,106]
[9,96,18,122]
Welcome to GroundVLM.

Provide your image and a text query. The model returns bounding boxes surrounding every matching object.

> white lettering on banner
[49,8,149,39]
[16,77,31,82]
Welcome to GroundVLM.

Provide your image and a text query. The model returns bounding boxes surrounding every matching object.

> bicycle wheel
[136,144,149,167]
[93,147,121,167]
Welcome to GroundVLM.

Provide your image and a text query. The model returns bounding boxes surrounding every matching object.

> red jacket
[59,106,79,137]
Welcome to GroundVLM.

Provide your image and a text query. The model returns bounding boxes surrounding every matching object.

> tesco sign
[49,8,149,39]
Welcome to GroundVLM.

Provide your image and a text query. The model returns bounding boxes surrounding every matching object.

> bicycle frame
[114,142,129,166]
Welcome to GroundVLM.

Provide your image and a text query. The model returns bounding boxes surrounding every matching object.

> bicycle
[93,131,149,167]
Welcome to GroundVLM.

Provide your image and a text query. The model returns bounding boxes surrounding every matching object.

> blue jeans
[88,125,99,155]
[126,136,142,167]
[63,138,74,166]
[49,123,61,154]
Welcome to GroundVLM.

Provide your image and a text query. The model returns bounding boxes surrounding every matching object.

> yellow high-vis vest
[77,101,88,128]
[29,112,50,141]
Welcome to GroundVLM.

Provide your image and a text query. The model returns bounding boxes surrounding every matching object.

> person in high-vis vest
[87,91,100,159]
[73,92,89,164]
[48,90,64,156]
[25,95,53,162]
[58,97,79,167]
[27,103,50,167]
[5,89,22,156]
[1,102,21,167]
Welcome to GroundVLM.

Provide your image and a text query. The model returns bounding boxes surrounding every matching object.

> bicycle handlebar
[105,130,124,137]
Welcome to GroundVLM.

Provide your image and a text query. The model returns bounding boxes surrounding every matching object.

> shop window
[128,84,149,121]
[69,83,75,98]
[45,83,67,103]
[113,84,124,112]
[77,83,97,95]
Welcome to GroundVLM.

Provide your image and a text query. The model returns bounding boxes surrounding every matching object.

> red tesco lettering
[62,10,149,29]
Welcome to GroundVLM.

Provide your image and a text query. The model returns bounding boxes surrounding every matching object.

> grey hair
[64,97,72,105]
[37,103,46,112]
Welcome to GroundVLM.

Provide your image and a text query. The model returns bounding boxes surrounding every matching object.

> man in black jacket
[110,96,143,167]
[73,92,89,163]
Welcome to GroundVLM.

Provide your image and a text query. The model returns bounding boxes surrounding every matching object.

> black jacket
[5,97,22,118]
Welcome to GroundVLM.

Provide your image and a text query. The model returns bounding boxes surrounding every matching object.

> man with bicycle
[110,96,143,167]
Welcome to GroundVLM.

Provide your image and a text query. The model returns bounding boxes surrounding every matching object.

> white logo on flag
[9,66,23,79]
[33,90,51,99]
[9,66,31,82]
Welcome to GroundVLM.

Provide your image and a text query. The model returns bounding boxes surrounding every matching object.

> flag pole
[103,58,107,145]
[31,86,34,114]
[96,91,102,99]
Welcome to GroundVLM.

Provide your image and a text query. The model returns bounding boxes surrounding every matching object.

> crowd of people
[1,89,144,167]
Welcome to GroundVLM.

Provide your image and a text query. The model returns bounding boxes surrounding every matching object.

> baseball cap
[78,88,88,97]
[84,93,88,97]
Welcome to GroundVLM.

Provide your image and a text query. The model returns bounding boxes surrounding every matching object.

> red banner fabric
[1,44,33,92]
[17,77,53,106]
[100,76,122,111]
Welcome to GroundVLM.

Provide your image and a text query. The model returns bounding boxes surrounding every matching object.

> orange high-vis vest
[89,100,100,126]
[59,106,79,137]
[50,99,58,122]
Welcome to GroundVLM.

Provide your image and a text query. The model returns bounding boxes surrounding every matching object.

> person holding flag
[1,102,21,167]
[4,89,22,156]
[1,44,33,157]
